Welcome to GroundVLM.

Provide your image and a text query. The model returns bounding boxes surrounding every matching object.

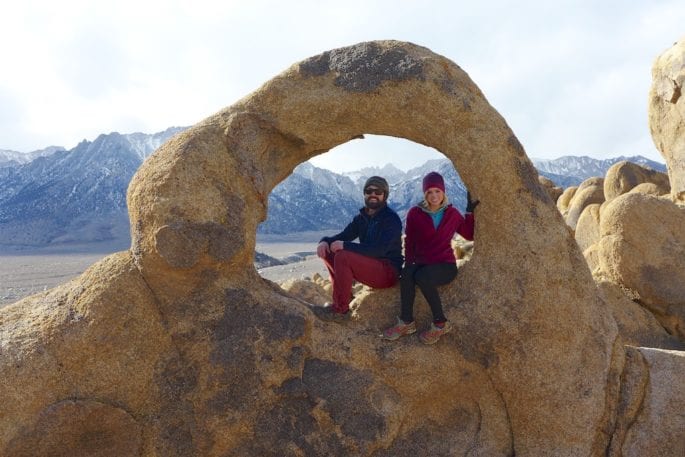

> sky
[0,1,683,172]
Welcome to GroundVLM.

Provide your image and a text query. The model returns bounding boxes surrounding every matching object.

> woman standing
[382,171,477,344]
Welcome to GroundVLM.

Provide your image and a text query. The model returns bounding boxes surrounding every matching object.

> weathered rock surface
[597,281,684,350]
[576,161,670,275]
[557,185,578,217]
[5,399,143,457]
[279,277,331,305]
[0,40,682,456]
[604,160,670,202]
[575,203,602,253]
[649,35,685,203]
[609,347,685,457]
[629,182,666,196]
[564,176,605,229]
[538,174,563,202]
[597,192,685,339]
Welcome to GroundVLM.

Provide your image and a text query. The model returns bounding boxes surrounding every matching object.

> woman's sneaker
[381,317,416,341]
[419,321,453,345]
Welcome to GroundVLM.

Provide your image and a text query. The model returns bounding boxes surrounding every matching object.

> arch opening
[253,136,474,295]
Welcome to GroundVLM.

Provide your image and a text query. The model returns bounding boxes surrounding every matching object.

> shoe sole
[419,325,452,344]
[381,327,416,341]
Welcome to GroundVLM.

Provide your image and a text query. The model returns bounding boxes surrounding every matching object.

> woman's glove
[466,191,480,213]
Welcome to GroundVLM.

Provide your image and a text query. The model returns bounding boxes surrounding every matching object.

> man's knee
[332,250,355,268]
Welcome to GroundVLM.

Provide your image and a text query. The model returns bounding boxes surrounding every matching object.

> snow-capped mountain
[0,128,183,246]
[0,128,667,248]
[121,127,186,161]
[0,146,65,168]
[293,162,359,198]
[532,155,666,186]
[259,163,361,234]
[343,163,406,188]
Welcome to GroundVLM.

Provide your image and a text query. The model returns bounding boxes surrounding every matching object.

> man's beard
[365,197,384,210]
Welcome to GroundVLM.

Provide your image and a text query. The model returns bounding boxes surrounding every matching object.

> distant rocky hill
[0,128,666,247]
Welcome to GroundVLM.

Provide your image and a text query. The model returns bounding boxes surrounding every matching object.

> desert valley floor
[0,232,329,309]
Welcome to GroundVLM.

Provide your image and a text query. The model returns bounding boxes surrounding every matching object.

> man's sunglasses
[364,188,384,196]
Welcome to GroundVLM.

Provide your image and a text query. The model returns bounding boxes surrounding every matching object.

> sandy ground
[255,233,329,283]
[257,256,328,283]
[0,251,113,307]
[0,232,331,309]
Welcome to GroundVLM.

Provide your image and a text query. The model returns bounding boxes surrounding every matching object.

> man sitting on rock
[314,176,404,322]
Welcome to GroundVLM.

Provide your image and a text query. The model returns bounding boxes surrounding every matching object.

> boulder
[565,177,605,229]
[313,273,334,296]
[452,236,474,261]
[597,192,685,339]
[603,160,670,202]
[584,242,602,274]
[597,280,684,350]
[3,40,676,456]
[575,203,602,253]
[609,347,685,457]
[557,185,578,217]
[629,182,667,196]
[279,277,330,305]
[649,35,685,203]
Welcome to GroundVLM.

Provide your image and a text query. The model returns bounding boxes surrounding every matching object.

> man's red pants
[321,250,399,313]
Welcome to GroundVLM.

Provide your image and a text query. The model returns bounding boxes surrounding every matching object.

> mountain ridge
[0,129,667,247]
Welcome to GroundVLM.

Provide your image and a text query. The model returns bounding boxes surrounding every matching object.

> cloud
[0,0,682,167]
[310,135,443,172]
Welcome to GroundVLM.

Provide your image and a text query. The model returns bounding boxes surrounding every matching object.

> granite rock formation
[603,161,670,202]
[1,40,683,456]
[649,35,685,203]
[564,176,605,229]
[596,193,685,340]
[574,160,671,257]
[538,174,563,202]
[575,202,602,252]
[556,185,577,218]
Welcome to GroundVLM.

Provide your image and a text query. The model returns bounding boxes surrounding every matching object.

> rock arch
[2,41,620,456]
[126,40,618,454]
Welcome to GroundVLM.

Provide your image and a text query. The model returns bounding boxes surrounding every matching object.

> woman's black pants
[400,262,458,323]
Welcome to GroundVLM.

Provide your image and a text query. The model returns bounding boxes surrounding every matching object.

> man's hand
[330,240,344,253]
[317,241,330,258]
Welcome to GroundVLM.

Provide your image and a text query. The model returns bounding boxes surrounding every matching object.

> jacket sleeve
[404,208,417,264]
[457,211,475,241]
[320,217,360,244]
[343,212,402,258]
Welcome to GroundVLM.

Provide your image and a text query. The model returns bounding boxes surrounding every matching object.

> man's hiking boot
[312,303,350,323]
[381,317,416,341]
[419,321,453,345]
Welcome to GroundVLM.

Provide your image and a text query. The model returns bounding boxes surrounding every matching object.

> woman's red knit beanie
[422,171,445,193]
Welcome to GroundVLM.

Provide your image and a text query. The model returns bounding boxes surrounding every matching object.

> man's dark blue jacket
[320,204,404,272]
